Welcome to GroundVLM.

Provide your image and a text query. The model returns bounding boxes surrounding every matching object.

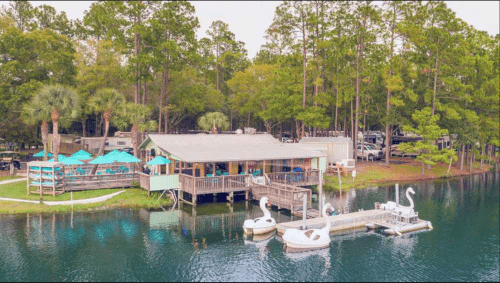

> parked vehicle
[281,137,294,143]
[0,151,22,170]
[357,144,383,161]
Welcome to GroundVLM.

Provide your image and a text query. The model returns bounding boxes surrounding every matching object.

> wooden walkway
[276,209,391,235]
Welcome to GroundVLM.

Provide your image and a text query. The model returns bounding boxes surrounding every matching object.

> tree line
[0,1,498,172]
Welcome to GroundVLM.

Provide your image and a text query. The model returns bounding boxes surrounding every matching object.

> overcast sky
[33,1,500,59]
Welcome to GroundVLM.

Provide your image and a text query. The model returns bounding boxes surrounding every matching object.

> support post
[301,193,307,229]
[318,169,323,218]
[395,183,399,206]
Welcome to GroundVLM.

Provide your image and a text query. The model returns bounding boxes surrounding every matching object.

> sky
[33,1,500,59]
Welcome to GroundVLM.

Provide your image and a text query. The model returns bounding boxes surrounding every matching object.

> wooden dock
[292,208,321,219]
[276,209,391,235]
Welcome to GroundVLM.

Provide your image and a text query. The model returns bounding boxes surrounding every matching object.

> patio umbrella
[146,156,171,165]
[113,152,141,163]
[70,150,93,160]
[88,155,114,164]
[47,154,67,161]
[104,150,121,159]
[49,157,84,165]
[33,150,53,158]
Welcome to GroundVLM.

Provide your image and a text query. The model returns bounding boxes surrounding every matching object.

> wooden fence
[64,173,138,191]
[266,170,320,186]
[179,174,250,196]
[251,182,311,214]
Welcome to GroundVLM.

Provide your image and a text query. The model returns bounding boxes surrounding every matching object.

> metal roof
[143,134,326,163]
[299,137,352,143]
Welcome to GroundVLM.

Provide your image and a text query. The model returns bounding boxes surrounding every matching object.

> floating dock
[276,209,391,236]
[366,219,433,236]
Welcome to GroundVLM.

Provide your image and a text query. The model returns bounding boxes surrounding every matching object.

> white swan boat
[282,203,334,252]
[243,197,276,235]
[368,187,433,235]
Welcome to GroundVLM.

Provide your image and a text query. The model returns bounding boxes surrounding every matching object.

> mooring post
[318,169,323,218]
[395,183,399,207]
[301,194,307,229]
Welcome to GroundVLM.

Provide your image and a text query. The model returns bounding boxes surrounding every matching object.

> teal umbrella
[113,152,141,163]
[49,157,84,165]
[33,150,53,158]
[146,156,171,165]
[70,150,92,160]
[47,154,67,161]
[104,150,122,160]
[88,155,114,164]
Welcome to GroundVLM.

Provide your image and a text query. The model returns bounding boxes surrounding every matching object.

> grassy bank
[324,158,496,191]
[0,181,173,214]
[0,175,23,182]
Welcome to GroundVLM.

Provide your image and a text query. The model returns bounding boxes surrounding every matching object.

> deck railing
[251,182,311,213]
[179,174,250,195]
[266,170,320,186]
[64,173,138,191]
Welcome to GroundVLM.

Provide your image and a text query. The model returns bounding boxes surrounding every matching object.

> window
[118,141,126,145]
[105,142,109,146]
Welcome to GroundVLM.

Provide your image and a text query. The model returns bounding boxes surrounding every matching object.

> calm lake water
[0,170,498,282]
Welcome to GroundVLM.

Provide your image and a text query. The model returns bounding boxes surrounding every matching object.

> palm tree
[89,88,126,156]
[114,103,157,158]
[26,85,79,162]
[198,112,230,134]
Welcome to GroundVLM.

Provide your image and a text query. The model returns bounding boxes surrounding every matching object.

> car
[281,137,294,143]
[0,151,22,170]
[357,144,383,161]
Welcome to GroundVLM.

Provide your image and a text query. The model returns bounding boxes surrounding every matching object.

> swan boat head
[407,187,415,195]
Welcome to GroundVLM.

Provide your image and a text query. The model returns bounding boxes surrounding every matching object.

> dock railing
[250,182,311,214]
[266,170,320,186]
[64,173,138,191]
[179,174,250,196]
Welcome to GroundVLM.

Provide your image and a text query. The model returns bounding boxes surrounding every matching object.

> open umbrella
[112,152,141,163]
[49,157,84,165]
[70,150,92,160]
[47,154,67,161]
[88,155,114,164]
[146,156,171,165]
[33,150,53,158]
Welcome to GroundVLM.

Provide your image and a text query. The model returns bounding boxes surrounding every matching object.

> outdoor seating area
[27,149,142,195]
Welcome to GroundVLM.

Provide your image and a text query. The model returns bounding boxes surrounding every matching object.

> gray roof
[299,137,352,143]
[145,134,326,163]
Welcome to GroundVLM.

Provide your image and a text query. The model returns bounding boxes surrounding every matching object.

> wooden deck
[276,209,391,235]
[250,182,311,214]
[266,170,320,186]
[179,174,251,196]
[64,173,137,191]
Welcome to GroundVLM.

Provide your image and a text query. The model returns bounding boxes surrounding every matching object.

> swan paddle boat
[282,203,334,252]
[368,187,433,235]
[243,197,276,235]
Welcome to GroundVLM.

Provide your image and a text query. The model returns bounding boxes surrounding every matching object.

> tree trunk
[51,109,60,162]
[447,157,452,175]
[460,144,465,171]
[132,124,139,158]
[301,28,307,139]
[159,71,164,133]
[41,120,48,161]
[82,118,87,137]
[96,117,110,157]
[164,59,171,134]
[421,161,425,176]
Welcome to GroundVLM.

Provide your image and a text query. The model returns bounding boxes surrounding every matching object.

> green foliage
[198,112,230,132]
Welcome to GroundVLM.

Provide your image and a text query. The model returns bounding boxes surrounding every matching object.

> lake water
[0,170,498,282]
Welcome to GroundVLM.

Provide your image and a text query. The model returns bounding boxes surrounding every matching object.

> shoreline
[1,158,497,215]
[323,158,498,191]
